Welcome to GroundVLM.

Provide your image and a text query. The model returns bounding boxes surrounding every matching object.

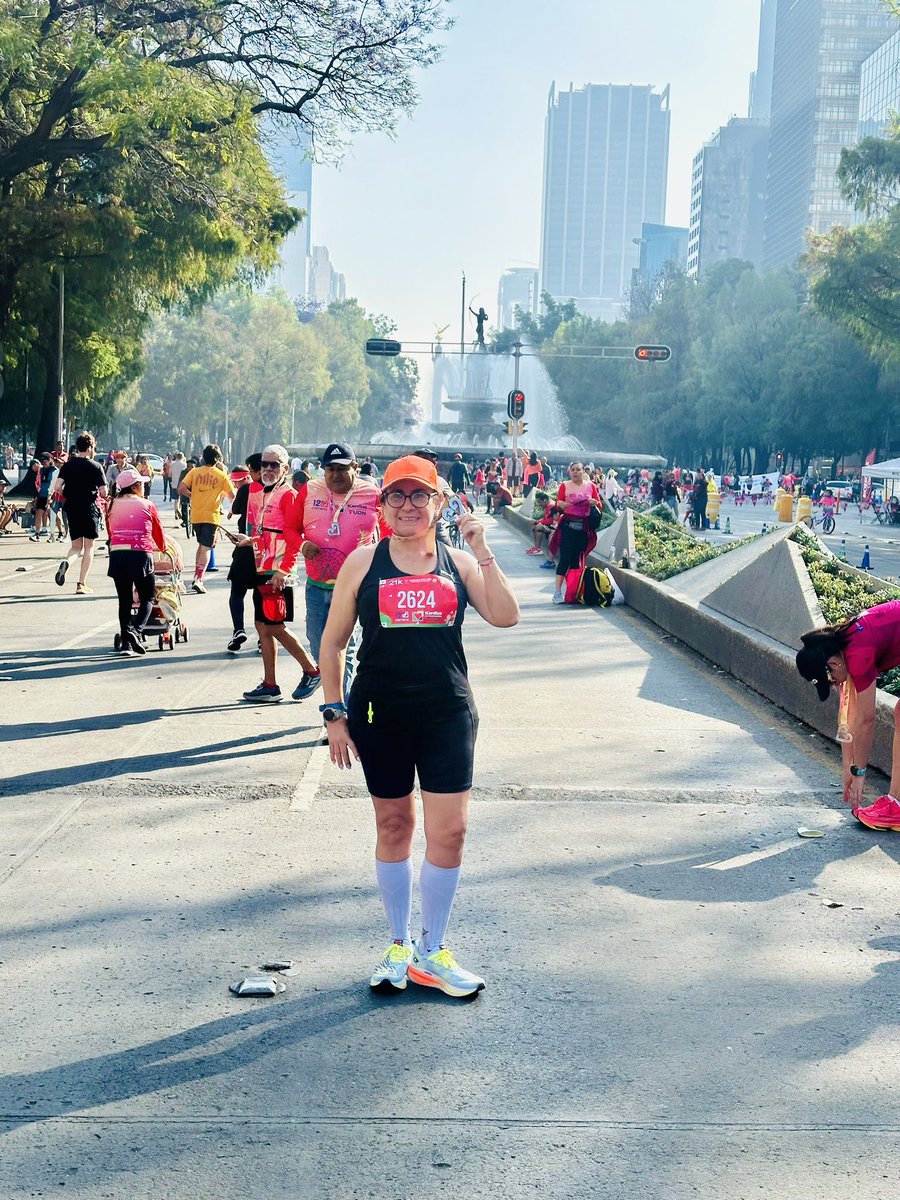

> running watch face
[322,707,344,722]
[378,573,459,628]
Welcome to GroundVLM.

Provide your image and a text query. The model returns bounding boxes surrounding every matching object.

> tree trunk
[34,345,61,453]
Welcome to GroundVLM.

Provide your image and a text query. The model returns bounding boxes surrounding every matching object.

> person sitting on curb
[528,492,558,562]
[797,599,900,832]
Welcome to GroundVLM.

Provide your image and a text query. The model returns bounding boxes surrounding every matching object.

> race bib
[378,573,459,628]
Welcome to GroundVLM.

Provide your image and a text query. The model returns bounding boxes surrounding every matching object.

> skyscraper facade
[630,223,688,313]
[762,0,896,269]
[496,267,539,330]
[749,0,778,120]
[265,126,314,299]
[539,83,670,322]
[687,118,769,277]
[859,28,900,139]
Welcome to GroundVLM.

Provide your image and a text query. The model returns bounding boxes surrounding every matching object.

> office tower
[859,29,900,140]
[687,118,769,277]
[749,0,778,119]
[539,83,670,322]
[496,267,539,330]
[308,245,346,306]
[630,223,688,312]
[763,0,896,269]
[266,126,314,299]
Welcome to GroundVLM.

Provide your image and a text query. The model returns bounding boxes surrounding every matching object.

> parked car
[824,479,854,500]
[141,454,166,472]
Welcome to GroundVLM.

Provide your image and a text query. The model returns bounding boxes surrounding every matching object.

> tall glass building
[762,0,896,269]
[687,118,769,277]
[539,83,670,322]
[859,29,900,140]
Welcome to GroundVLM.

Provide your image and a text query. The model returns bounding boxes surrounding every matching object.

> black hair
[245,452,263,472]
[75,432,95,453]
[529,451,539,466]
[796,617,859,701]
[202,443,222,466]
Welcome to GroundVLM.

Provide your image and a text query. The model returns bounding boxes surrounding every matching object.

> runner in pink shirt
[797,600,900,831]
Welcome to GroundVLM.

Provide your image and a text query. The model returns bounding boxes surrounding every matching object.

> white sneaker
[408,941,484,998]
[552,588,565,604]
[369,942,412,992]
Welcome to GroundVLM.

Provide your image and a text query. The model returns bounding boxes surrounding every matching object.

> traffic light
[507,388,526,419]
[633,345,672,362]
[505,419,515,436]
[365,337,402,357]
[517,420,527,436]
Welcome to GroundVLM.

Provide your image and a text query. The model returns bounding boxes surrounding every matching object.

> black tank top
[353,538,472,707]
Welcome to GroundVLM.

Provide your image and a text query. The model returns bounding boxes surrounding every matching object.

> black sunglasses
[260,460,283,469]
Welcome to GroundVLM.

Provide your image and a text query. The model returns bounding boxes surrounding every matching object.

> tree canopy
[0,0,449,447]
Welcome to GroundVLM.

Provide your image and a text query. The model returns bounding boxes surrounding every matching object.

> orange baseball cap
[381,455,439,492]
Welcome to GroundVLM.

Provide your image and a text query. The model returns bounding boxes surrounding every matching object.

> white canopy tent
[862,457,900,481]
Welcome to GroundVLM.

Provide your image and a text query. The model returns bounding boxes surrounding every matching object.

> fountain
[289,336,666,470]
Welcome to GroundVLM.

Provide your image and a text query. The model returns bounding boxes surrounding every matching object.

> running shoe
[369,942,413,992]
[54,559,69,586]
[408,941,485,998]
[539,560,556,570]
[853,794,900,831]
[552,588,565,604]
[227,630,248,653]
[28,533,39,541]
[75,583,93,594]
[242,681,282,703]
[291,669,322,700]
[125,628,147,656]
[526,547,542,555]
[191,579,207,594]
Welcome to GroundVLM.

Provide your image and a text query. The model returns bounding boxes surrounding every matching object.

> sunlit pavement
[2,499,900,1199]
[686,494,900,579]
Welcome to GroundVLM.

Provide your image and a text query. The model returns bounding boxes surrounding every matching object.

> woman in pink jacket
[105,468,167,655]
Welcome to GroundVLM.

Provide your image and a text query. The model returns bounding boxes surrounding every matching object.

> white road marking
[54,619,120,651]
[290,742,330,812]
[694,838,800,871]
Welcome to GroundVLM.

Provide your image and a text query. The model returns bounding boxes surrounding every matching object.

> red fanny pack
[257,582,287,623]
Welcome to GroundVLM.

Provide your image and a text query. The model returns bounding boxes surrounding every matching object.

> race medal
[327,521,341,537]
[378,573,459,628]
[442,494,466,525]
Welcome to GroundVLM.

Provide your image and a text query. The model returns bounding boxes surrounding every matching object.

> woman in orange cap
[318,454,519,998]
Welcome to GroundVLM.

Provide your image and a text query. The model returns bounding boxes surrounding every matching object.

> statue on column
[469,305,488,348]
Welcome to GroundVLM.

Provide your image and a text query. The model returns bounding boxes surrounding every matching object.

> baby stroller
[113,539,189,652]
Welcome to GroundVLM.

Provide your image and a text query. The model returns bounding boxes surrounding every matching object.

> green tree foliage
[807,131,900,354]
[132,291,417,458]
[512,262,886,473]
[0,0,449,446]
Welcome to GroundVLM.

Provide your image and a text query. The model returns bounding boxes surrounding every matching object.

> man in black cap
[286,441,385,698]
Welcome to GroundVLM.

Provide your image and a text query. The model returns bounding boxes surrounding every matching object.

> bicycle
[808,509,835,535]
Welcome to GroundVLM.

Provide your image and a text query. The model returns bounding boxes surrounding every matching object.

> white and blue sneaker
[408,940,485,998]
[370,942,413,992]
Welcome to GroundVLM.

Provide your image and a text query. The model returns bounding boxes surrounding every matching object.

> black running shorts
[194,522,217,548]
[347,694,479,798]
[67,505,101,540]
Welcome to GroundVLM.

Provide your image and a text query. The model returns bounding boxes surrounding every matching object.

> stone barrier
[501,503,897,777]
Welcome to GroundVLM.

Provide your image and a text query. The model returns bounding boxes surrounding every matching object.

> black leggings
[108,551,155,636]
[557,522,589,575]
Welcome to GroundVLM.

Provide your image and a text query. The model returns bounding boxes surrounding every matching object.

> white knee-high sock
[375,858,413,943]
[419,859,461,954]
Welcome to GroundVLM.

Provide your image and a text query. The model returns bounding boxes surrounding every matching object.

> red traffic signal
[507,389,525,419]
[633,345,672,362]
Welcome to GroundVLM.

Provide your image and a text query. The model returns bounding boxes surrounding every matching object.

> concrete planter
[501,505,897,776]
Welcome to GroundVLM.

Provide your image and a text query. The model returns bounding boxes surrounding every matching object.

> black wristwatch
[319,702,347,723]
[850,764,867,777]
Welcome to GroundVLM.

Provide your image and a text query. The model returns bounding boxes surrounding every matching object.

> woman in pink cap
[319,454,519,998]
[105,468,167,655]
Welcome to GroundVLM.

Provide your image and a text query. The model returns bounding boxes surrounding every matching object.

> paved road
[1,503,899,1198]
[692,493,900,579]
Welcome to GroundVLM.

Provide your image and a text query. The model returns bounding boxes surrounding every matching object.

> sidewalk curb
[501,503,896,777]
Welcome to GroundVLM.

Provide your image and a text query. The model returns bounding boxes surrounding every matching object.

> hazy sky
[312,0,763,341]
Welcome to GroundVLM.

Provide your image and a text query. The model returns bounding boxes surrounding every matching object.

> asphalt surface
[1,488,899,1199]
